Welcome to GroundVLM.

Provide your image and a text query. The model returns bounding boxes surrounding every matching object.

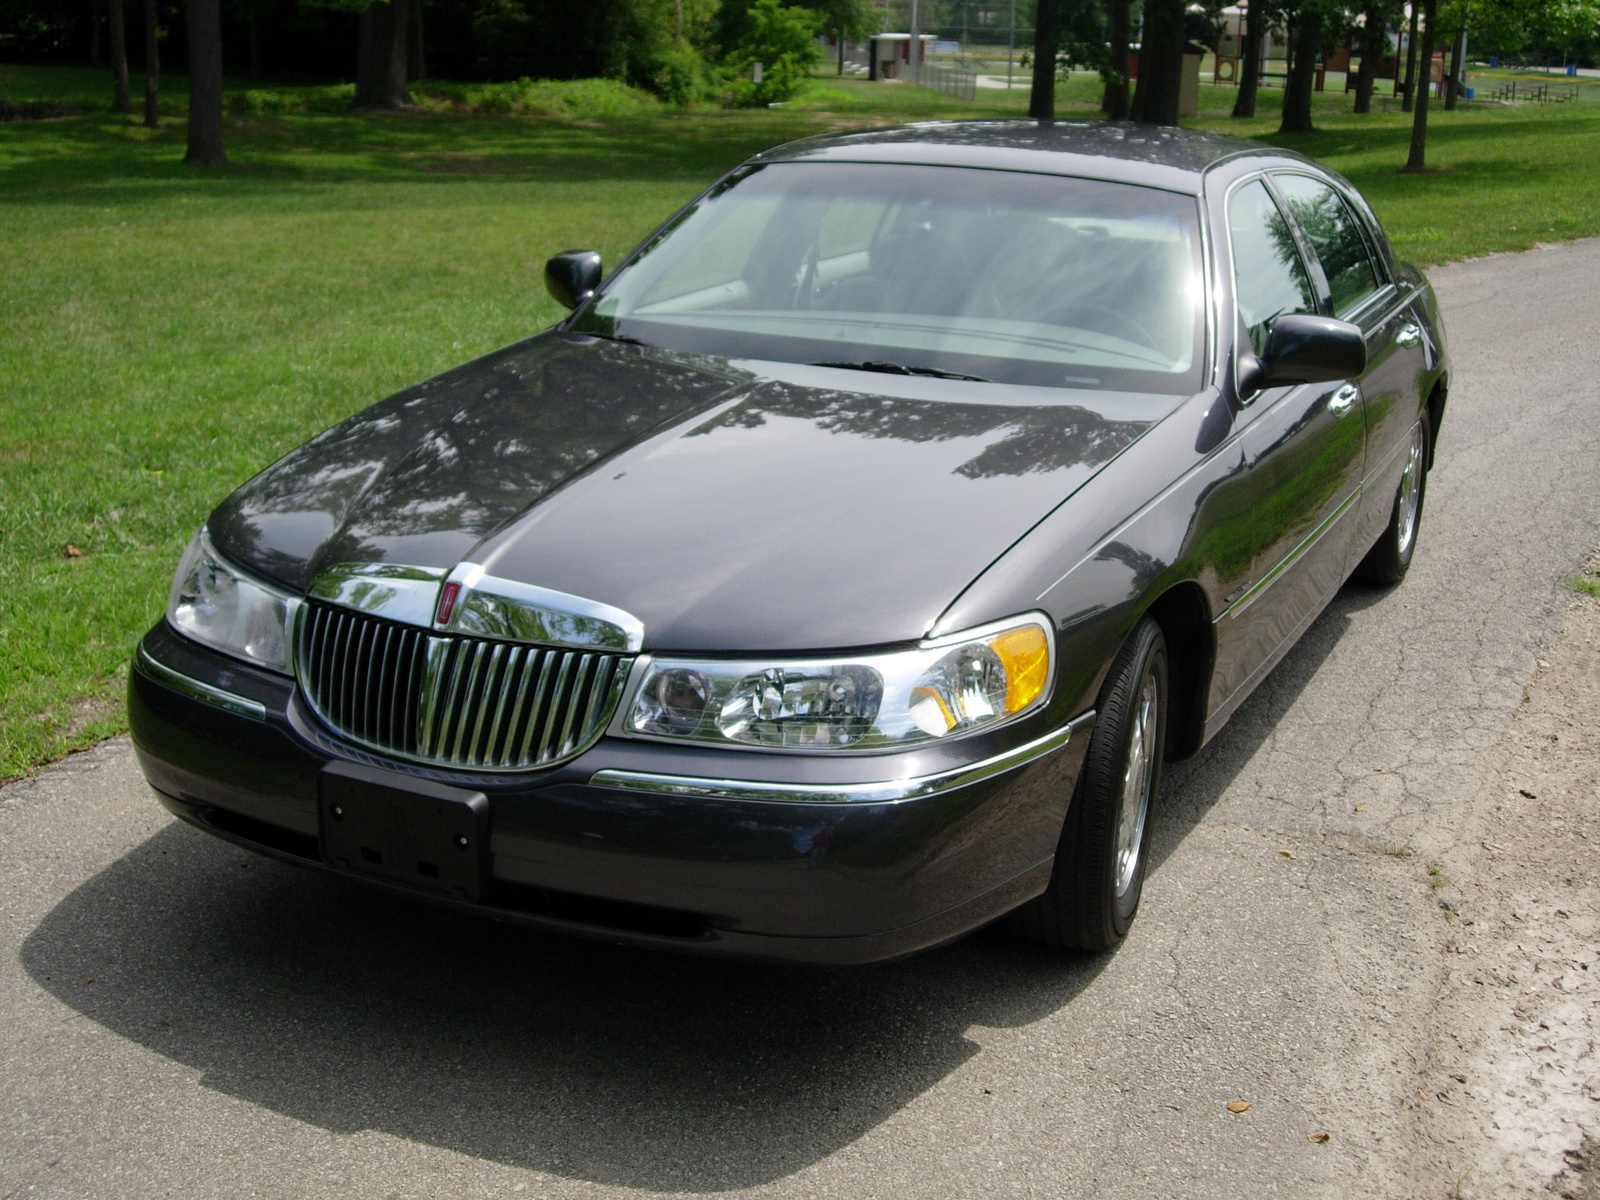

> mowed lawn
[2,63,1598,778]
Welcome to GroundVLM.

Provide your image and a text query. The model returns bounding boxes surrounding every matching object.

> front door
[1207,178,1369,720]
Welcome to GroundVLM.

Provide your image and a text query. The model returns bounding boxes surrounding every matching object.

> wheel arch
[1141,582,1214,762]
[1425,376,1447,471]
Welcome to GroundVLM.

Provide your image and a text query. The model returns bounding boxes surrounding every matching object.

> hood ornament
[307,561,644,653]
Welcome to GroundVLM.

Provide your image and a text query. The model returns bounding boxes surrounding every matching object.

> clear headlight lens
[166,528,296,674]
[624,615,1052,751]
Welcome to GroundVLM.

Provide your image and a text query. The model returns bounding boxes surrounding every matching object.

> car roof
[753,120,1301,195]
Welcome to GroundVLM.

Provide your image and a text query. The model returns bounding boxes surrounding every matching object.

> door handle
[1329,384,1360,415]
[1396,323,1422,347]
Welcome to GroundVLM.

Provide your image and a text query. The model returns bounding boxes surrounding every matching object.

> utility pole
[909,0,921,84]
[1007,0,1015,87]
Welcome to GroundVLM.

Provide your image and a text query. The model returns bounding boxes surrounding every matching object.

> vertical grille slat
[296,601,627,771]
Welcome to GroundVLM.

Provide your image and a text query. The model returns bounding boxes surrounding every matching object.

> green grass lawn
[2,62,1598,779]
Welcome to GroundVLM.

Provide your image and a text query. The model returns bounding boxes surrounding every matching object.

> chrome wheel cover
[1113,669,1159,898]
[1396,424,1425,557]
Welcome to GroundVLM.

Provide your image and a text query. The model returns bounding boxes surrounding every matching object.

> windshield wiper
[810,360,991,383]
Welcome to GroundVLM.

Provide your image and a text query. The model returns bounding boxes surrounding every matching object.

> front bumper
[129,622,1093,964]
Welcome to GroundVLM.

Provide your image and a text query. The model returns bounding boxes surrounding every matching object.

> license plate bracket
[318,761,488,902]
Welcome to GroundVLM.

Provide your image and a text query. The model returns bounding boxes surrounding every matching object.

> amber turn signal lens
[990,624,1050,713]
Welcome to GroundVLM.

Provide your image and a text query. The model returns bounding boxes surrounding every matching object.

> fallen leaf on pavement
[1307,1132,1330,1144]
[1277,849,1296,859]
[1226,1101,1252,1114]
[1519,789,1537,799]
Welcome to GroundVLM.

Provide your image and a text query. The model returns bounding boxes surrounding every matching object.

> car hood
[210,332,1168,652]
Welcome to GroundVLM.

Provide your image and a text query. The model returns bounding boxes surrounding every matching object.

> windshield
[573,161,1206,393]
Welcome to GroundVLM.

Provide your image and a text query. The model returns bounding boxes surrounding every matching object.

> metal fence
[909,60,979,99]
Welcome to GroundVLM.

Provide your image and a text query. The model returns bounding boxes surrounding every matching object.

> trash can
[1567,63,1578,75]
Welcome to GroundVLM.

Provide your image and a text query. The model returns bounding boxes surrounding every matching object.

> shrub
[722,0,823,107]
[410,77,664,117]
[648,44,720,106]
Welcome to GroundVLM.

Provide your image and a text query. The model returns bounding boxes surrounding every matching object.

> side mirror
[545,250,602,310]
[1240,313,1367,395]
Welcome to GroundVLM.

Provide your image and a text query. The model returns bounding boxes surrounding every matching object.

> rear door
[1270,170,1430,559]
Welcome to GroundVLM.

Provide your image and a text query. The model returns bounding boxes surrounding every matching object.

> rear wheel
[1353,414,1429,586]
[1006,616,1168,952]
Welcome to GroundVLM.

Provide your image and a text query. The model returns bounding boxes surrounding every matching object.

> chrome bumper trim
[136,647,268,721]
[588,711,1096,805]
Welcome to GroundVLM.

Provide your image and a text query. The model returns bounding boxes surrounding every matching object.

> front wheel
[1353,414,1430,586]
[1006,616,1168,952]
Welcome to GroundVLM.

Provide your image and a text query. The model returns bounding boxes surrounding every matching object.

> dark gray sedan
[130,121,1447,962]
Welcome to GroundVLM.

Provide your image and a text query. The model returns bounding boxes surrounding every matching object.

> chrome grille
[296,602,631,770]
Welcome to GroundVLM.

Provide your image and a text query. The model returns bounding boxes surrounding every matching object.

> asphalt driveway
[3,238,1598,1200]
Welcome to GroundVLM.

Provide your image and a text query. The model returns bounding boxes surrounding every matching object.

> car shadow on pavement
[18,581,1390,1192]
[19,817,1096,1191]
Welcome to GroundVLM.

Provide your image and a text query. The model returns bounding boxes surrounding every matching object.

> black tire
[1006,616,1169,952]
[1353,412,1430,586]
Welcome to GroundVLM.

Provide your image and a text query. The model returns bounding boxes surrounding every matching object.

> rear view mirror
[545,250,602,310]
[1243,314,1367,394]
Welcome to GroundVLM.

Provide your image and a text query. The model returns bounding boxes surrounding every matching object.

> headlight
[623,615,1053,751]
[166,527,296,674]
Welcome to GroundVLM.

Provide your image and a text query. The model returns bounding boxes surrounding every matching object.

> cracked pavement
[3,239,1599,1199]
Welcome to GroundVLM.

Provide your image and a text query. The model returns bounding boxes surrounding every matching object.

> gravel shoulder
[1414,559,1600,1199]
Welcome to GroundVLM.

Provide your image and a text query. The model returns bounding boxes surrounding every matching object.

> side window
[1273,174,1382,318]
[1228,179,1317,355]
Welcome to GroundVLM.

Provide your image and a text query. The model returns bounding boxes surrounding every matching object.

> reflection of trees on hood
[690,385,1149,480]
[212,338,746,585]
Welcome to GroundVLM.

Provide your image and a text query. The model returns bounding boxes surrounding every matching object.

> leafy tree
[356,0,409,107]
[1232,0,1272,117]
[723,0,820,105]
[1130,0,1186,124]
[108,0,132,111]
[811,0,878,74]
[1280,0,1329,131]
[141,0,158,125]
[1404,0,1438,168]
[185,0,227,163]
[1101,0,1131,118]
[1351,0,1401,114]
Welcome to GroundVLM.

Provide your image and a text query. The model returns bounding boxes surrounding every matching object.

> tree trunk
[1102,0,1130,118]
[1130,0,1183,125]
[1279,7,1320,131]
[142,0,159,128]
[1404,0,1437,169]
[356,1,409,108]
[1443,25,1463,108]
[1352,2,1384,113]
[1401,0,1419,111]
[837,29,845,75]
[184,0,227,165]
[90,0,103,65]
[248,14,260,79]
[1028,0,1060,120]
[108,0,132,112]
[408,0,426,81]
[1232,0,1264,117]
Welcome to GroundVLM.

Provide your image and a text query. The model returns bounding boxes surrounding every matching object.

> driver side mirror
[1240,314,1367,396]
[545,250,602,310]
